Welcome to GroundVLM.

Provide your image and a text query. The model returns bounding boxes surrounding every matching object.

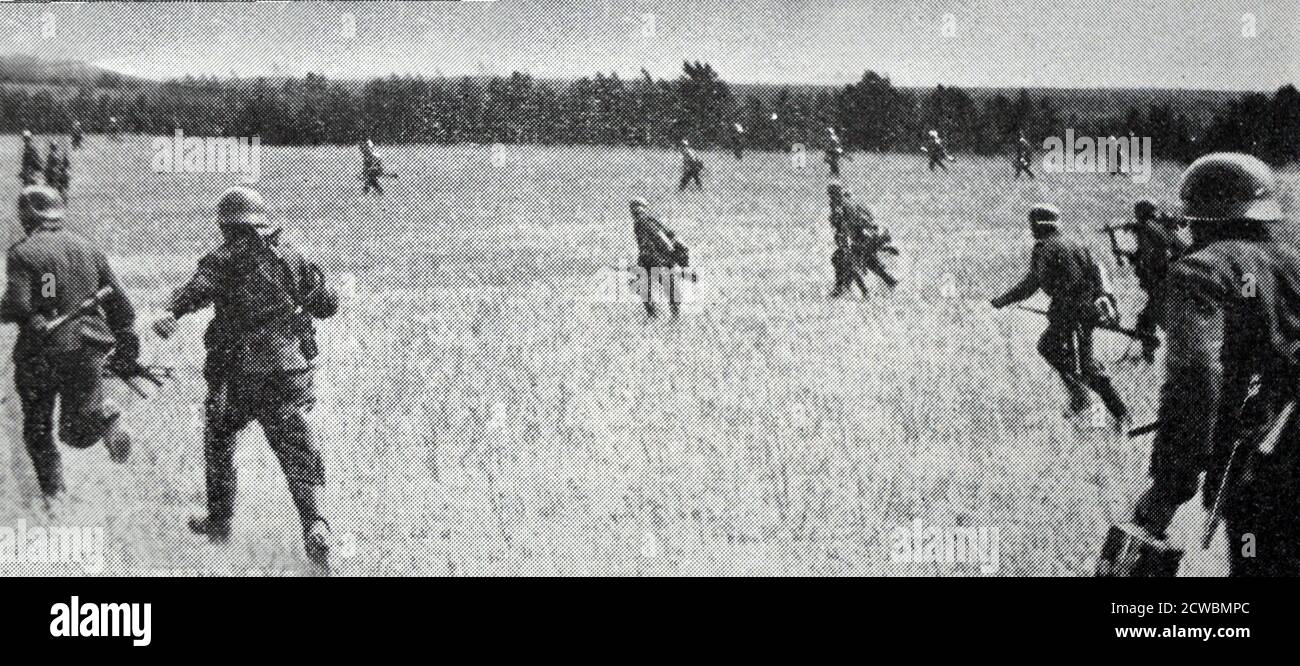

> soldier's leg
[667,267,681,318]
[194,379,252,539]
[639,259,657,317]
[15,357,63,497]
[829,249,849,297]
[1077,327,1128,420]
[1038,322,1092,413]
[256,370,329,571]
[691,169,703,190]
[862,256,899,289]
[58,349,128,460]
[678,169,690,191]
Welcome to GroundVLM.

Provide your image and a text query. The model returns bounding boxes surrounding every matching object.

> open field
[2,136,1297,576]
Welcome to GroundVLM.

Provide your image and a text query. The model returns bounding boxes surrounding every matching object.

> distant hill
[0,54,150,91]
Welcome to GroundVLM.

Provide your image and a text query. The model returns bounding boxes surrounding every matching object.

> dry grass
[4,136,1294,576]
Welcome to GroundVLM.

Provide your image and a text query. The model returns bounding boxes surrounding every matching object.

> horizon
[0,1,1295,92]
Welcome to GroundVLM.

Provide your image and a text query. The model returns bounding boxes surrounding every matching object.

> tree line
[2,62,1297,164]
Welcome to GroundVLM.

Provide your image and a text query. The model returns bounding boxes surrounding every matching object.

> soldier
[732,123,747,160]
[828,185,899,298]
[44,142,70,202]
[0,186,137,507]
[1126,200,1190,362]
[19,130,42,186]
[923,129,954,172]
[1013,132,1034,179]
[824,127,846,178]
[990,204,1129,427]
[677,139,704,191]
[630,198,689,318]
[153,186,339,575]
[360,140,384,196]
[71,121,84,150]
[1121,153,1300,576]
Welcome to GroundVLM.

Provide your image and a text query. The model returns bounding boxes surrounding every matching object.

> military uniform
[992,205,1128,421]
[44,146,70,202]
[0,186,136,498]
[361,142,384,195]
[1127,202,1189,360]
[160,186,338,572]
[20,136,43,186]
[630,199,688,318]
[825,130,845,178]
[678,142,704,191]
[1131,153,1300,576]
[829,187,898,298]
[1014,136,1034,179]
[925,132,951,172]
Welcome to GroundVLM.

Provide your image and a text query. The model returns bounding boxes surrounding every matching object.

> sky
[2,0,1297,90]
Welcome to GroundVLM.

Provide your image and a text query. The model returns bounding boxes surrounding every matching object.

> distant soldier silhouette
[1,185,137,509]
[824,127,846,178]
[154,186,339,575]
[1014,132,1035,179]
[44,143,70,202]
[923,130,954,171]
[828,185,899,298]
[677,139,704,191]
[1122,153,1300,576]
[991,204,1128,427]
[360,140,385,195]
[71,121,84,150]
[19,131,42,186]
[731,123,745,160]
[630,199,690,318]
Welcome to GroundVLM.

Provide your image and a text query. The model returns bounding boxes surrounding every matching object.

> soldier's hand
[153,313,178,340]
[114,329,141,362]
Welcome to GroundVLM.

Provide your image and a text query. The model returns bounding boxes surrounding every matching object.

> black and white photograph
[0,0,1298,650]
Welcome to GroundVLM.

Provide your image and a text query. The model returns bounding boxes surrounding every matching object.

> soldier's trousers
[363,174,383,195]
[15,348,119,496]
[638,258,682,317]
[832,249,897,296]
[928,156,947,171]
[204,369,325,532]
[1038,320,1127,419]
[1014,163,1034,179]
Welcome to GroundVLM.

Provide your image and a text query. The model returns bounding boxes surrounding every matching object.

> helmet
[216,186,277,237]
[1178,152,1282,223]
[1134,199,1157,221]
[18,185,64,229]
[927,130,939,138]
[629,197,648,212]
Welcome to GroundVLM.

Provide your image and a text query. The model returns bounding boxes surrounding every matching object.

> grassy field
[1,136,1296,576]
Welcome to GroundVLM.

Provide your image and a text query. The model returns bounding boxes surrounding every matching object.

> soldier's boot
[187,516,232,544]
[304,518,332,577]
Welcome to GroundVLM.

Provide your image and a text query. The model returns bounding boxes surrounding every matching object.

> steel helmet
[1028,204,1061,236]
[18,185,64,230]
[1178,152,1282,223]
[217,186,277,237]
[1134,199,1158,221]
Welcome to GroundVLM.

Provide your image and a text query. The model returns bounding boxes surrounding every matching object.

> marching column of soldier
[5,117,1299,577]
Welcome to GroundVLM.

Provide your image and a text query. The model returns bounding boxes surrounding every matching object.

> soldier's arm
[1135,261,1228,535]
[0,251,34,325]
[167,254,224,318]
[990,246,1042,308]
[299,259,338,319]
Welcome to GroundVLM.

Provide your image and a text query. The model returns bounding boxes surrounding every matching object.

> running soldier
[990,204,1129,427]
[153,186,340,575]
[828,185,899,298]
[731,123,745,160]
[360,140,385,195]
[44,143,70,202]
[19,131,42,186]
[923,129,954,172]
[630,198,690,318]
[1119,153,1300,576]
[825,127,846,178]
[71,121,84,150]
[678,139,704,191]
[1,185,137,508]
[1123,200,1189,362]
[1014,132,1034,179]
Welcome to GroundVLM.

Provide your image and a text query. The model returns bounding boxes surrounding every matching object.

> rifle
[1012,304,1158,346]
[39,286,114,334]
[105,356,168,398]
[1200,399,1295,549]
